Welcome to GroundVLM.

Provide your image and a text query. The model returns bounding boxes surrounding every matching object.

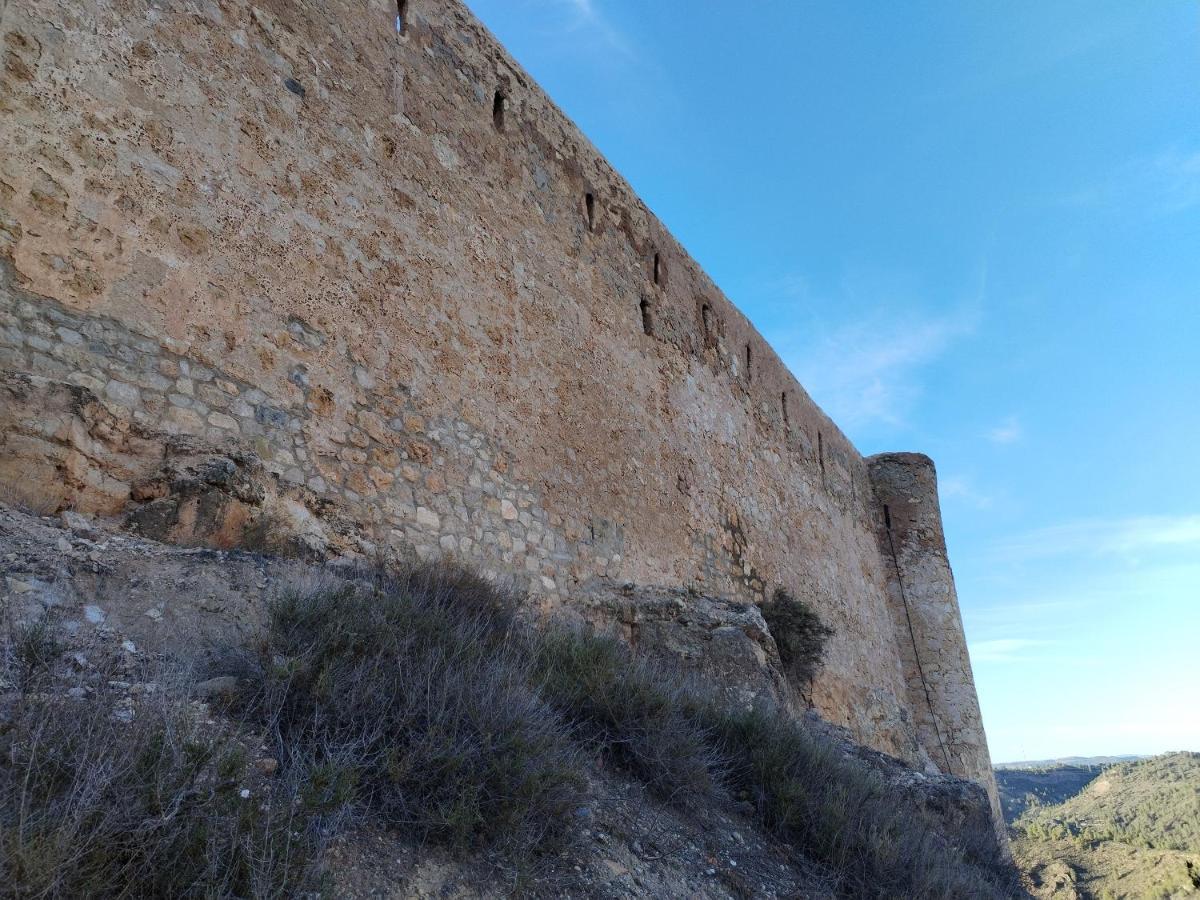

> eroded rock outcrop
[578,581,789,708]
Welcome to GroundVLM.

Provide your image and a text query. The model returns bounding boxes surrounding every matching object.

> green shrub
[0,681,321,899]
[535,628,722,802]
[533,627,1019,899]
[760,588,833,689]
[240,563,586,854]
[705,701,1019,899]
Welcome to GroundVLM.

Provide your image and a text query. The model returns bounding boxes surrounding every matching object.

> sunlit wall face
[467,0,1200,761]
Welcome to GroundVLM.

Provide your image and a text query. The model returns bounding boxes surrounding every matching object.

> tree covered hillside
[1012,752,1200,899]
[1019,753,1200,851]
[996,765,1106,824]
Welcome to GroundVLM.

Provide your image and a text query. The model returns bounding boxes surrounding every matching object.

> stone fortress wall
[0,0,1000,818]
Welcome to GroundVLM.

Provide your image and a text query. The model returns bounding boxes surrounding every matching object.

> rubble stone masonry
[0,0,1000,819]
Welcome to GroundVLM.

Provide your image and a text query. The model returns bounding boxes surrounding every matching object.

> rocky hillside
[0,501,1021,898]
[1011,753,1200,899]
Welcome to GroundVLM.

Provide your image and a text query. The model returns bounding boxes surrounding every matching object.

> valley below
[997,753,1200,899]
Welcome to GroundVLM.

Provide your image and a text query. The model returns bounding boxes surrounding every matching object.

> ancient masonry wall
[868,453,1004,827]
[0,0,999,808]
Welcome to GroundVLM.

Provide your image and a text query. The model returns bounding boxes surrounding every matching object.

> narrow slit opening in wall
[884,504,892,530]
[744,344,752,380]
[653,251,661,285]
[585,192,595,231]
[701,303,713,344]
[640,298,653,336]
[818,431,825,472]
[781,392,789,431]
[396,0,408,34]
[492,90,506,131]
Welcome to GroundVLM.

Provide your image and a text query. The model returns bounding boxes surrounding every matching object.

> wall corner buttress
[866,452,1006,840]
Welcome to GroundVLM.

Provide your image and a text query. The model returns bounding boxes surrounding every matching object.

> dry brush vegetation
[1,561,1021,898]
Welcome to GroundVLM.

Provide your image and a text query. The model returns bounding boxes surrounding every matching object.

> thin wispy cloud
[1150,147,1200,214]
[986,415,1023,445]
[966,596,1091,633]
[770,274,811,302]
[969,638,1047,664]
[758,260,988,433]
[940,474,993,510]
[544,0,633,59]
[470,0,635,61]
[988,514,1200,563]
[1061,145,1200,218]
[921,12,1122,105]
[773,306,977,430]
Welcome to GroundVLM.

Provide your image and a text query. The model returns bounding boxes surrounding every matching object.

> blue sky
[464,0,1200,763]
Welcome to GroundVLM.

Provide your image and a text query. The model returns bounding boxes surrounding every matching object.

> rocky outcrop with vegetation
[0,502,1021,897]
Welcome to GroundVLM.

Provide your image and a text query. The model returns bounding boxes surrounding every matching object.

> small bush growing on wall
[761,589,834,689]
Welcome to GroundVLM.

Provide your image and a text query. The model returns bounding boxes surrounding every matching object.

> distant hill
[1009,752,1200,899]
[996,756,1144,771]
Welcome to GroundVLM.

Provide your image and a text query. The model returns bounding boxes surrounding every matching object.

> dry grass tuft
[0,664,321,898]
[237,562,587,854]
